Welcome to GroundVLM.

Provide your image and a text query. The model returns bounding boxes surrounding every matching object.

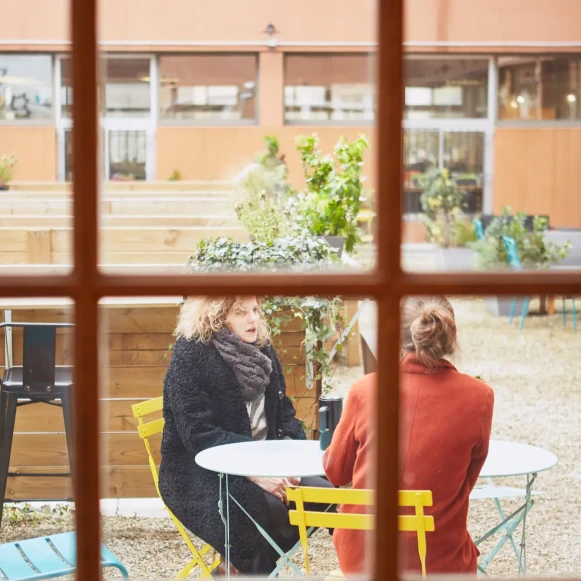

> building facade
[1,0,581,227]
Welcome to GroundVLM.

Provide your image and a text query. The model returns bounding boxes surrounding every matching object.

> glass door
[56,54,156,181]
[102,120,155,181]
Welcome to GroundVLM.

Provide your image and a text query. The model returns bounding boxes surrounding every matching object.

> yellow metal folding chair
[287,487,435,579]
[132,397,219,580]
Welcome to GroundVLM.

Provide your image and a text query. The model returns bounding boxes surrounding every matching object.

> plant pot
[439,247,476,271]
[485,296,527,317]
[322,236,345,258]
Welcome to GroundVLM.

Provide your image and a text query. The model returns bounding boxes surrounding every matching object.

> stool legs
[0,391,17,529]
[61,392,74,492]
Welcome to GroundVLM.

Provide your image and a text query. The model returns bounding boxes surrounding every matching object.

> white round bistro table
[195,440,325,578]
[196,439,325,478]
[472,439,558,576]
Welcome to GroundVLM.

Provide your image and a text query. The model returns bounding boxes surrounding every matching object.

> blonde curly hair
[175,296,271,347]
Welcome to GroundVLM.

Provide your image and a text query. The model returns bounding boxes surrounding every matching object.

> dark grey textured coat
[158,336,306,574]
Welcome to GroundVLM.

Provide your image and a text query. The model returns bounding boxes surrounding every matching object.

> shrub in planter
[293,133,369,254]
[234,136,295,244]
[470,206,571,270]
[417,167,478,270]
[418,167,477,249]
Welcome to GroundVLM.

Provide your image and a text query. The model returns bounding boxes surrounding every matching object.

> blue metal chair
[502,236,530,330]
[0,531,128,580]
[562,296,577,330]
[473,218,485,241]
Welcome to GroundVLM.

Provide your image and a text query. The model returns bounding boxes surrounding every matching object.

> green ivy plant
[187,235,347,399]
[470,206,571,269]
[294,134,369,253]
[418,167,472,248]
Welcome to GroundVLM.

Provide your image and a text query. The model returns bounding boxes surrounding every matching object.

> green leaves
[470,205,571,269]
[187,234,346,390]
[294,133,369,253]
[418,166,468,248]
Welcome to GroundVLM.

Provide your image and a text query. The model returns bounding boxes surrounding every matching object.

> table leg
[487,478,521,563]
[547,296,555,316]
[475,476,536,576]
[518,473,536,576]
[218,473,231,580]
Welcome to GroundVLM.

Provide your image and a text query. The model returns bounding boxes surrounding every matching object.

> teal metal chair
[473,218,485,240]
[0,532,128,580]
[562,297,577,330]
[502,236,530,330]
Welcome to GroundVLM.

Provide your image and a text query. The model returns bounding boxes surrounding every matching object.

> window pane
[498,56,581,121]
[0,55,53,121]
[104,57,151,118]
[398,295,577,578]
[159,54,257,122]
[108,130,147,181]
[404,58,488,119]
[0,299,76,546]
[284,54,375,123]
[61,56,151,118]
[99,294,376,579]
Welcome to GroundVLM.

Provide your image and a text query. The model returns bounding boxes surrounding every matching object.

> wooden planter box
[1,298,360,500]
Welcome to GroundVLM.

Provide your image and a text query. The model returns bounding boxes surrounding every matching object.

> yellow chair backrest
[287,487,435,579]
[132,397,217,579]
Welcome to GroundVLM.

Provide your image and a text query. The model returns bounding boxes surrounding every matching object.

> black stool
[0,322,74,527]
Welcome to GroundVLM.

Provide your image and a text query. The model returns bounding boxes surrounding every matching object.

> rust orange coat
[323,355,494,576]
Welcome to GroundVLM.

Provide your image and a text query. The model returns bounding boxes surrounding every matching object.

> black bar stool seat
[2,366,73,394]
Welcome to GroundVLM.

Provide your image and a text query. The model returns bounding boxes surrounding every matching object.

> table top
[0,296,182,310]
[195,440,325,478]
[195,438,557,480]
[480,439,558,478]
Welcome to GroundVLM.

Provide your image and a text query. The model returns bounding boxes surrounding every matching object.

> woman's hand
[247,476,299,504]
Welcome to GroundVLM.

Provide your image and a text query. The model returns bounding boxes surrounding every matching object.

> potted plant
[470,206,571,316]
[187,234,347,434]
[0,154,17,190]
[234,136,295,244]
[294,134,369,257]
[417,167,477,271]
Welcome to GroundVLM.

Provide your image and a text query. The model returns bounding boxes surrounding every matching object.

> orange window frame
[0,1,580,579]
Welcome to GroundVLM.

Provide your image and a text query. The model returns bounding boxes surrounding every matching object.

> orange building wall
[4,0,581,50]
[156,126,376,188]
[0,127,57,181]
[493,128,581,228]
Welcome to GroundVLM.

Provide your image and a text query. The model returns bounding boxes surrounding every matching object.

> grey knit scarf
[212,329,273,440]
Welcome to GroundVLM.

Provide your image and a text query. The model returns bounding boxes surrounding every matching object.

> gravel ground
[2,297,580,579]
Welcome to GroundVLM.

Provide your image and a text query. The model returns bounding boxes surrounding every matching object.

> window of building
[0,54,53,121]
[498,55,581,121]
[403,129,484,214]
[404,58,489,119]
[284,53,375,123]
[158,54,257,122]
[60,56,151,118]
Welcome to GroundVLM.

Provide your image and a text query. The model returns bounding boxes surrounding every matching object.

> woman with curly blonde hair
[159,295,332,576]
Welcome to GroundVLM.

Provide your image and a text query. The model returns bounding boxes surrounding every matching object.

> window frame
[1,1,580,579]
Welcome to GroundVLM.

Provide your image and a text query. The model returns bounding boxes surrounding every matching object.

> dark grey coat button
[278,390,284,399]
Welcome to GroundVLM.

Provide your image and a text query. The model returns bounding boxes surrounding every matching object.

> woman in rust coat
[323,296,494,576]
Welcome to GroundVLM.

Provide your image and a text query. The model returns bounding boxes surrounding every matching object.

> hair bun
[402,297,457,368]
